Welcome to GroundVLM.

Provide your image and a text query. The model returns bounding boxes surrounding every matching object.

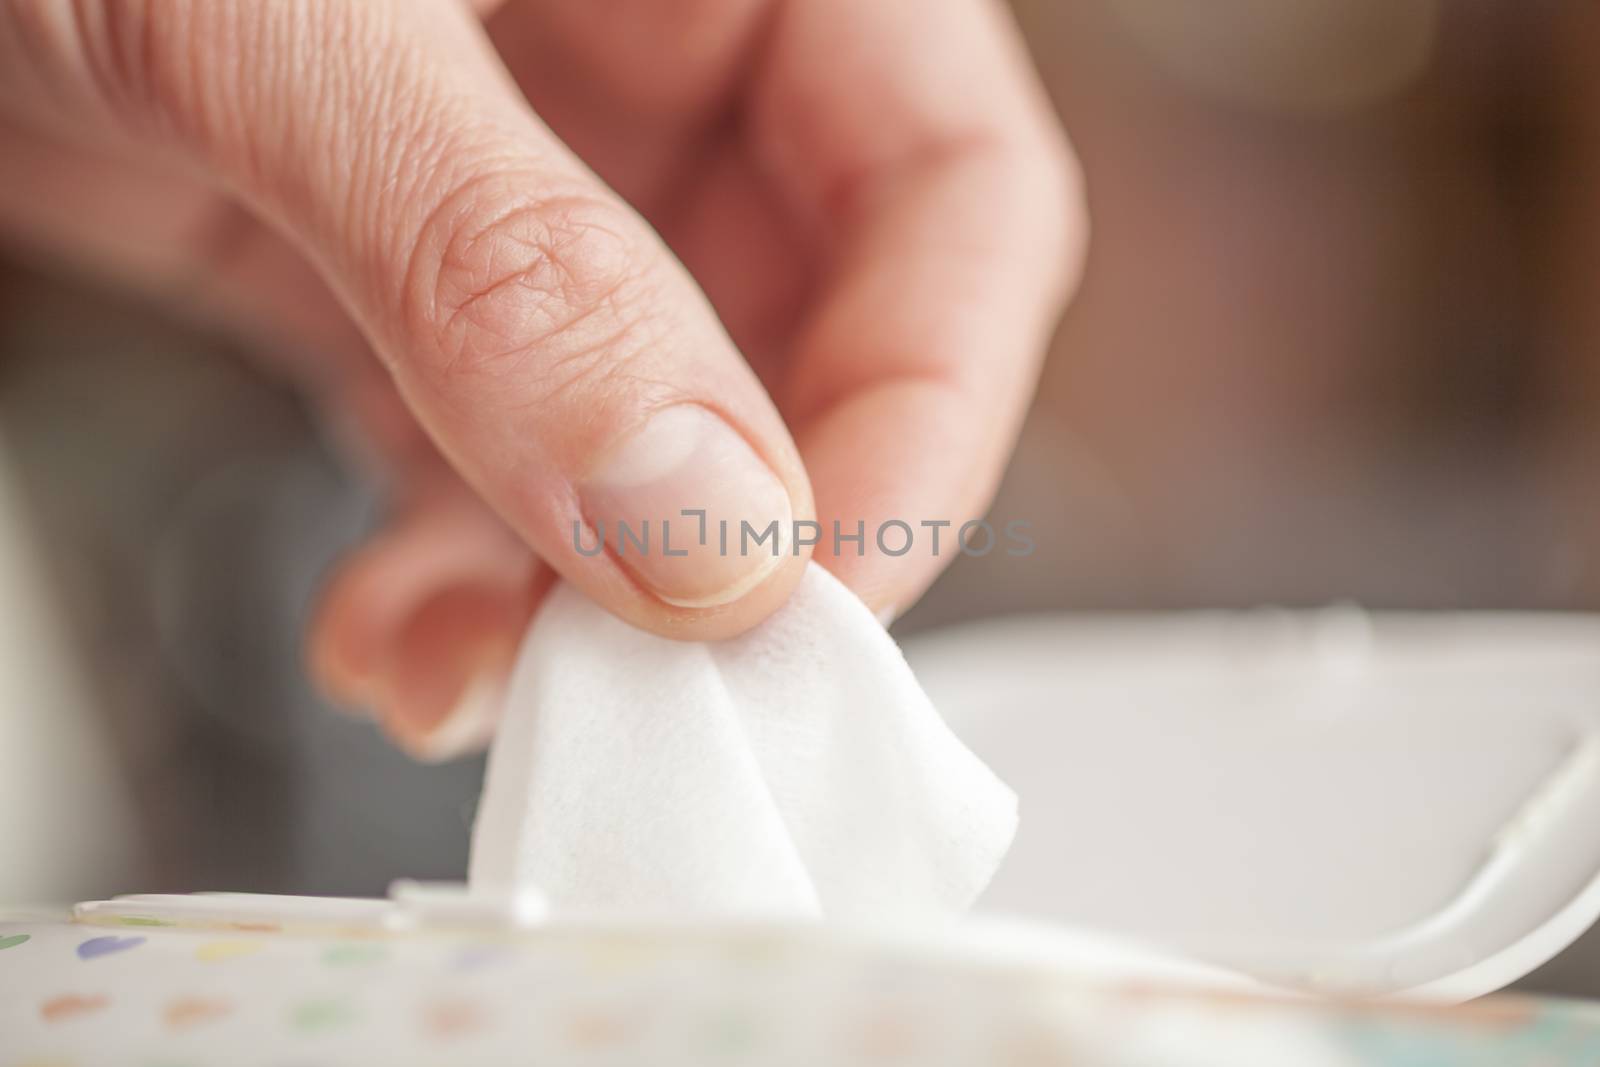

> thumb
[1,0,812,637]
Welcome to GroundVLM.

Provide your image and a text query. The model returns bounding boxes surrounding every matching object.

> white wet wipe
[469,564,1017,920]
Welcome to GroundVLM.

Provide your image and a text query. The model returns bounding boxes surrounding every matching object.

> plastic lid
[904,609,1600,1001]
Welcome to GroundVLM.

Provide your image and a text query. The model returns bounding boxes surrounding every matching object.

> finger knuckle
[404,176,653,398]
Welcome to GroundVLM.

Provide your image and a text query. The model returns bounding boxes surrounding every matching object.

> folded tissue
[469,564,1017,921]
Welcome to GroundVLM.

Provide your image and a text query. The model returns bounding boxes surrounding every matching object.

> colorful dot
[291,998,357,1034]
[450,944,511,972]
[76,936,145,961]
[565,1009,637,1050]
[580,940,660,975]
[0,933,31,951]
[40,994,109,1022]
[701,1009,760,1055]
[195,939,263,963]
[854,1011,921,1060]
[423,998,487,1040]
[163,997,232,1031]
[321,943,388,966]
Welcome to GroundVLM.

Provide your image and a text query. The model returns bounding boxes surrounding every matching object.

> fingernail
[403,669,505,764]
[579,405,793,608]
[310,632,384,718]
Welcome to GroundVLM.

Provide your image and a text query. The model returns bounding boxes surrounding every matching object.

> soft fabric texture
[469,564,1017,921]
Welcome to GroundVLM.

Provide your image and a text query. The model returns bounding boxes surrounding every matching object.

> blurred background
[4,0,1600,988]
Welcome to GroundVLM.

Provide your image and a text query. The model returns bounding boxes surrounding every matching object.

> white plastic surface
[73,884,548,933]
[903,609,1600,1000]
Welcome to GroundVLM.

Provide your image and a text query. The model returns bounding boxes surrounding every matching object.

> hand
[0,0,1082,756]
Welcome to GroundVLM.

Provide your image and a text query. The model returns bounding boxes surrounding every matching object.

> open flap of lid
[903,611,1600,1002]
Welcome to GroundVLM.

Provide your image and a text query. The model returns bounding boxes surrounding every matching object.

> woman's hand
[0,0,1082,755]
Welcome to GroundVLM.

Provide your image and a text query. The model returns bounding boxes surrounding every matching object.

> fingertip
[304,495,545,745]
[557,398,816,641]
[376,580,532,760]
[658,542,814,642]
[306,558,385,716]
[388,579,532,721]
[394,668,505,764]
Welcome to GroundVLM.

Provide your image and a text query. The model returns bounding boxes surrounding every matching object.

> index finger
[754,0,1086,617]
